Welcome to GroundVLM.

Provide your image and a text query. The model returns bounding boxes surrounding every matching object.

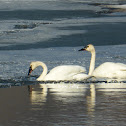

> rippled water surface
[1,83,126,126]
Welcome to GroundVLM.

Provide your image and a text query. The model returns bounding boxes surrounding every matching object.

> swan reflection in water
[29,83,88,108]
[29,83,97,114]
[29,82,126,114]
[1,82,126,125]
[29,84,48,109]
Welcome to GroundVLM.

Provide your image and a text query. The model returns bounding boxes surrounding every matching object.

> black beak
[28,66,33,76]
[78,48,86,51]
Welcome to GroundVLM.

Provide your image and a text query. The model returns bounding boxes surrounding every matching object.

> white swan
[79,44,126,79]
[28,61,90,81]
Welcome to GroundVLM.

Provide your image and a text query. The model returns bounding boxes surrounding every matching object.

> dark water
[1,83,126,126]
[0,0,126,125]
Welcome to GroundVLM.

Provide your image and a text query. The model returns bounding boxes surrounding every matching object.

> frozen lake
[0,0,126,125]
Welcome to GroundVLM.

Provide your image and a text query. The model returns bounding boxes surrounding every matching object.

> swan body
[79,44,126,79]
[28,61,89,81]
[92,62,126,79]
[44,65,89,81]
[104,5,126,9]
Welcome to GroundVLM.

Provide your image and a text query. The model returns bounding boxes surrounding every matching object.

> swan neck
[36,62,48,81]
[88,50,95,75]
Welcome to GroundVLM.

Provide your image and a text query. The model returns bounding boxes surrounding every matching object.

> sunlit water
[0,0,126,125]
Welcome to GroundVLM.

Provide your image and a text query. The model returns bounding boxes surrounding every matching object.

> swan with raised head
[79,44,126,79]
[28,61,90,81]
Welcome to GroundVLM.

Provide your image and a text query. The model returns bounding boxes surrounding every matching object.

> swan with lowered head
[79,44,126,79]
[28,61,90,81]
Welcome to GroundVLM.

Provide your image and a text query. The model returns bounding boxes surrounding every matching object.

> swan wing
[72,73,90,81]
[44,65,86,81]
[49,65,86,75]
[93,62,126,78]
[116,63,126,70]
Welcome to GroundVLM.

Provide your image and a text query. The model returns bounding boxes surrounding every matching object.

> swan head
[28,61,40,75]
[79,44,95,53]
